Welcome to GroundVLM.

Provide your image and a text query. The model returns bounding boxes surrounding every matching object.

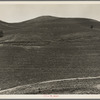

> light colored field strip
[40,76,100,84]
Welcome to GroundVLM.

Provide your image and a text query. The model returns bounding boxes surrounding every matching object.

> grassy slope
[0,16,100,91]
[1,77,100,94]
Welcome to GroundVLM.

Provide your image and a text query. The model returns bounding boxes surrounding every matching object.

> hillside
[1,16,100,42]
[1,76,100,94]
[0,16,100,93]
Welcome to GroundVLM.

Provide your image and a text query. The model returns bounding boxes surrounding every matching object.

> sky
[0,3,100,23]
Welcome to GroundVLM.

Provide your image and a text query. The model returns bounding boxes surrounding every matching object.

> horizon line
[0,15,99,23]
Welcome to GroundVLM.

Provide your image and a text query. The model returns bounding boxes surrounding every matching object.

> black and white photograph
[0,1,100,97]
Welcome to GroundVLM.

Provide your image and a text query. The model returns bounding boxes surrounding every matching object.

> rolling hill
[0,16,100,93]
[1,76,100,94]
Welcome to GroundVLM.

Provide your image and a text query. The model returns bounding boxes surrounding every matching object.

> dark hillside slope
[0,16,100,90]
[2,16,100,42]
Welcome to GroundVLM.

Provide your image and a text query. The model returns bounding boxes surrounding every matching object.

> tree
[38,88,41,93]
[0,30,3,37]
[91,25,93,29]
